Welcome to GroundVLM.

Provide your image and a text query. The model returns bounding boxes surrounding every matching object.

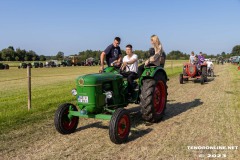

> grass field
[0,62,239,159]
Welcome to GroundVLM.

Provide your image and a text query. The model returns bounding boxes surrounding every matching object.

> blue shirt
[104,44,122,66]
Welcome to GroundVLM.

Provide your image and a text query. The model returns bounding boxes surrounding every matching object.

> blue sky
[0,0,240,56]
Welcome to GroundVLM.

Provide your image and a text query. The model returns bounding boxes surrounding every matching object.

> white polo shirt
[123,54,138,73]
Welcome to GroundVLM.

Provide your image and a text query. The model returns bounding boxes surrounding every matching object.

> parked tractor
[61,60,73,66]
[18,62,32,69]
[31,62,44,68]
[45,60,60,67]
[217,56,224,65]
[54,65,168,144]
[0,63,9,70]
[179,63,207,85]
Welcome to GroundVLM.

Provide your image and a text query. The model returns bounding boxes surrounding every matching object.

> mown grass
[229,64,240,109]
[0,61,184,136]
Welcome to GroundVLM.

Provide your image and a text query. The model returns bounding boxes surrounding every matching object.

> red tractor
[179,63,207,85]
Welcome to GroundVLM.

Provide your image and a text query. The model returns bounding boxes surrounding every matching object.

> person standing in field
[120,44,138,98]
[206,58,214,71]
[138,35,166,77]
[189,51,195,64]
[99,37,122,72]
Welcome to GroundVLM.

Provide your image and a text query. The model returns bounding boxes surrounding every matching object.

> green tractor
[31,62,44,68]
[18,62,31,69]
[61,60,73,67]
[0,63,9,70]
[54,65,168,144]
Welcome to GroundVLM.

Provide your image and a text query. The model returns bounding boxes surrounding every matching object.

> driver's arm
[100,52,106,68]
[117,54,122,64]
[126,58,137,64]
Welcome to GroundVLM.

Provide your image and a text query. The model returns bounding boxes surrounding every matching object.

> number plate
[78,96,89,103]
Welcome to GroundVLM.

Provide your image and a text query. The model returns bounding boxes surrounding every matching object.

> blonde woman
[138,35,166,77]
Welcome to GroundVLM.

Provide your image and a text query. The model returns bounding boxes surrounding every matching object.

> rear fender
[140,66,168,84]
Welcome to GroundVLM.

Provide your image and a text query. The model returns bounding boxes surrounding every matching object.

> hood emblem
[79,78,84,85]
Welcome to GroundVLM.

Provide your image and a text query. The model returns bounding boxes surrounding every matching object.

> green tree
[167,50,188,60]
[232,45,240,56]
[15,56,19,61]
[8,46,15,51]
[32,56,37,61]
[24,56,29,61]
[221,52,226,57]
[39,55,46,61]
[56,51,64,60]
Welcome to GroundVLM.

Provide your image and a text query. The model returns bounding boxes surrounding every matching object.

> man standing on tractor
[197,52,205,70]
[198,52,205,65]
[120,44,138,99]
[99,37,122,72]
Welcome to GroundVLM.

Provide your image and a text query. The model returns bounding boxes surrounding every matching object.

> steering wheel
[120,64,131,76]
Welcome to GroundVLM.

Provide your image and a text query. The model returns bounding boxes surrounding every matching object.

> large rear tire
[210,70,214,77]
[200,66,207,84]
[202,66,207,82]
[179,74,183,84]
[140,72,167,122]
[109,108,131,144]
[54,103,79,134]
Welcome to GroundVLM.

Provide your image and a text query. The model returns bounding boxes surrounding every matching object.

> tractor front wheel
[54,103,79,134]
[109,108,131,144]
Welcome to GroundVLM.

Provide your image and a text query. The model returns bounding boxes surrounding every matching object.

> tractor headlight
[105,91,113,99]
[71,89,77,96]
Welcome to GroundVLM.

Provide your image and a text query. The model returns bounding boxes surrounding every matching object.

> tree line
[0,46,46,61]
[1,45,240,62]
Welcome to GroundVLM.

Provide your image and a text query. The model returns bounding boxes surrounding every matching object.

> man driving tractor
[100,37,122,72]
[120,44,138,99]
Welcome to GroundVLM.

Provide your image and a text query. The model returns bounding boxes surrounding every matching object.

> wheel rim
[117,115,130,138]
[62,109,78,130]
[153,81,166,114]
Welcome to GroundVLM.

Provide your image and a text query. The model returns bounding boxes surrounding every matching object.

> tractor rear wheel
[54,103,79,134]
[202,66,207,82]
[200,74,204,85]
[109,108,131,144]
[210,70,214,77]
[140,72,167,122]
[179,74,183,84]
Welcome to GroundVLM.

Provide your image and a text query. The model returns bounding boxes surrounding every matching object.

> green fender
[104,66,120,74]
[140,66,168,83]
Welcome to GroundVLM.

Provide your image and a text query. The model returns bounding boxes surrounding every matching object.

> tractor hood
[76,73,122,86]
